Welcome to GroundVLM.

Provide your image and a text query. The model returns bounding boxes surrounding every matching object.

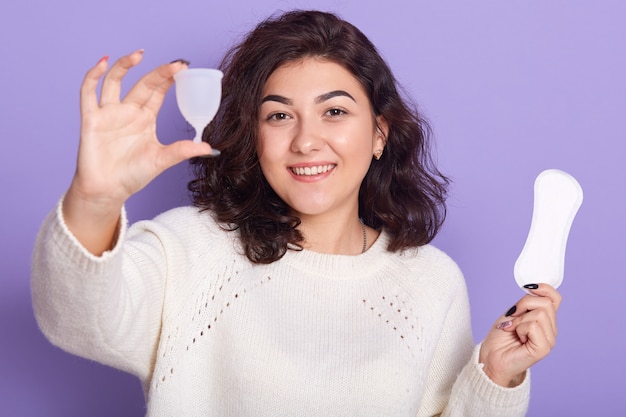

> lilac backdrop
[1,1,624,415]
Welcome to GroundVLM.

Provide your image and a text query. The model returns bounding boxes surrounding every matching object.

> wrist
[62,186,124,256]
[481,364,525,387]
[479,348,526,388]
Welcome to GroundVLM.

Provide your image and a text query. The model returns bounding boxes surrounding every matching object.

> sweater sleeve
[31,198,172,382]
[416,271,530,417]
[441,344,530,417]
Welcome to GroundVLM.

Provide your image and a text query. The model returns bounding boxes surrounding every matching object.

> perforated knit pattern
[153,267,274,391]
[32,201,530,417]
[362,293,425,356]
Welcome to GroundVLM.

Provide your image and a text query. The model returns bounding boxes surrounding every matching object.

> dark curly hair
[188,10,449,264]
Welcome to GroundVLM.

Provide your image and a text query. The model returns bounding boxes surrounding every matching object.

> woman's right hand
[63,51,215,255]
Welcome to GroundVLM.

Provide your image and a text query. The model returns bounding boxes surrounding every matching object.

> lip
[287,162,336,182]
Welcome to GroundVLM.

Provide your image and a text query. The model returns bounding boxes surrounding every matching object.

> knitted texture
[32,200,530,416]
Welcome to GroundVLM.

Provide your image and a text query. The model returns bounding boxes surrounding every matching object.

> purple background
[1,1,624,415]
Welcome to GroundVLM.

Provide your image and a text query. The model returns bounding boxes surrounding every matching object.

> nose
[290,117,324,154]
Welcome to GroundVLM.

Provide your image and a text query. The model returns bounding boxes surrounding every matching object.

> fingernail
[198,149,221,158]
[97,55,109,64]
[170,59,191,66]
[505,305,517,317]
[497,320,513,330]
[523,284,539,290]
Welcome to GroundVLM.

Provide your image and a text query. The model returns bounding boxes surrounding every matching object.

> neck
[298,213,368,255]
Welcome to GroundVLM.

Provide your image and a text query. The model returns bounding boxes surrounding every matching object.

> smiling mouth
[290,164,336,176]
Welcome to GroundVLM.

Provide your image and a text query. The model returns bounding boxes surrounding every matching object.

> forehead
[262,58,366,97]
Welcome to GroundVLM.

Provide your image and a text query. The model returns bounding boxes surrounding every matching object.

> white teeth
[292,164,335,176]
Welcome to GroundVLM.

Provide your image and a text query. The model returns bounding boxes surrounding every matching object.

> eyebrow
[261,95,292,105]
[316,90,356,104]
[260,90,356,105]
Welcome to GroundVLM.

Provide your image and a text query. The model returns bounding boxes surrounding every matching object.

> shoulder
[133,206,223,236]
[126,206,239,254]
[153,205,214,224]
[388,242,466,296]
[398,243,462,277]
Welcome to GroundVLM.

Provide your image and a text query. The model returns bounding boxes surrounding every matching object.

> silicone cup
[174,68,223,143]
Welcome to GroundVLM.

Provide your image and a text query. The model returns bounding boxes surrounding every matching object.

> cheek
[255,136,271,181]
[256,131,273,165]
[255,128,266,156]
[256,141,280,179]
[257,152,272,177]
[257,127,292,165]
[332,125,376,156]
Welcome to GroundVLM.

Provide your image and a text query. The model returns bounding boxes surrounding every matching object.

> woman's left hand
[479,283,562,387]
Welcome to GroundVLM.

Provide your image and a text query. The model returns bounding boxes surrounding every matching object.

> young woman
[32,10,560,416]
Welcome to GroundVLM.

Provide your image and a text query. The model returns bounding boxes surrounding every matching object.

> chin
[288,200,336,218]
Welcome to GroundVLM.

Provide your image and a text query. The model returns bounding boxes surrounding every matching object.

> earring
[373,149,383,160]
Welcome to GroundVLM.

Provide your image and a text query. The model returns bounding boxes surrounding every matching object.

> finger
[497,311,557,352]
[507,295,558,337]
[100,49,145,105]
[142,60,189,114]
[155,140,218,172]
[515,316,554,355]
[123,60,187,112]
[526,283,562,310]
[80,56,110,114]
[510,308,558,345]
[143,75,175,115]
[507,284,560,320]
[512,293,557,316]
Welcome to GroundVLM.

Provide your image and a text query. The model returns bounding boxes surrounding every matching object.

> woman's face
[257,58,386,220]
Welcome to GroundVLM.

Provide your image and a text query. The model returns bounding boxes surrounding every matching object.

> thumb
[158,140,220,170]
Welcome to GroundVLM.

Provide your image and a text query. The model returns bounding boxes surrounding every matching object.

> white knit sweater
[31,200,530,416]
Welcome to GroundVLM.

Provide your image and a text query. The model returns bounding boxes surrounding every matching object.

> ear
[374,115,388,150]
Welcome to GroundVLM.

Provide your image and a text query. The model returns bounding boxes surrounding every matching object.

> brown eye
[325,108,347,117]
[267,112,290,121]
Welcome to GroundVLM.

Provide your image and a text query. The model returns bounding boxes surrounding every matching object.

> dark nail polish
[523,284,539,290]
[170,59,190,66]
[198,149,221,158]
[505,305,517,317]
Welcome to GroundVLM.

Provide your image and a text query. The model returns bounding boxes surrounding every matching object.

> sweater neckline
[281,230,391,280]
